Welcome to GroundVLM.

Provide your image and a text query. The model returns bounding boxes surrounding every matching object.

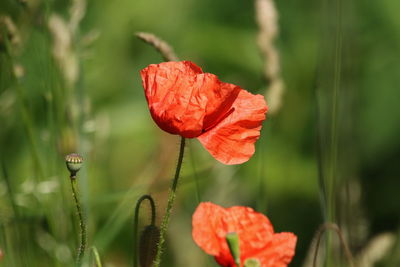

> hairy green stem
[133,194,156,267]
[70,177,86,265]
[153,137,186,267]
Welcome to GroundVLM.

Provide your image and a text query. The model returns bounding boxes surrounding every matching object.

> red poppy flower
[192,202,297,267]
[141,61,268,165]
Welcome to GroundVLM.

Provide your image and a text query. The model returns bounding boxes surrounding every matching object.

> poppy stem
[70,177,86,265]
[153,137,186,267]
[133,194,156,267]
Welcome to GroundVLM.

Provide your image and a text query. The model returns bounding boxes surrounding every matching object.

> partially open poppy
[141,61,268,165]
[192,202,297,267]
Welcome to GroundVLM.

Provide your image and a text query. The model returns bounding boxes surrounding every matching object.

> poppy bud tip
[226,232,241,267]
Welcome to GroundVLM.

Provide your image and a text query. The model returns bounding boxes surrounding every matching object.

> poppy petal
[252,233,297,267]
[141,61,240,138]
[197,90,268,164]
[222,206,274,258]
[192,202,227,256]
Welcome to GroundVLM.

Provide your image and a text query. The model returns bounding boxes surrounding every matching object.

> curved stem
[70,177,86,265]
[133,194,156,267]
[312,223,355,267]
[90,246,102,267]
[153,137,186,267]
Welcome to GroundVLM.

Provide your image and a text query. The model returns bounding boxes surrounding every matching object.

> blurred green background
[0,0,399,266]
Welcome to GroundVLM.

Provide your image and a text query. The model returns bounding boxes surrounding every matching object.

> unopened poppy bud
[139,224,160,267]
[65,153,83,179]
[244,258,260,267]
[226,232,240,267]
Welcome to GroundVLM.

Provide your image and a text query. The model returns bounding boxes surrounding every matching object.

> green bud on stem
[226,232,241,267]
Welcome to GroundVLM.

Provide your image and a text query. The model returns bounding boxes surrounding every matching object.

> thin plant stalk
[1,161,19,218]
[90,246,102,267]
[326,0,343,265]
[256,124,268,212]
[70,177,87,265]
[153,137,186,267]
[189,140,201,203]
[312,223,355,267]
[316,0,343,264]
[133,195,156,267]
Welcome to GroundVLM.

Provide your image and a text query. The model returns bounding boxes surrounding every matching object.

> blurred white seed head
[48,15,79,87]
[356,233,396,267]
[69,0,86,34]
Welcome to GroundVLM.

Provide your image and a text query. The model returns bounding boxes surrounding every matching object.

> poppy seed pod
[65,153,83,178]
[139,224,160,267]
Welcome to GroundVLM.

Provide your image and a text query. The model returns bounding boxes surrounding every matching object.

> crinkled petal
[197,90,268,164]
[192,203,230,260]
[202,81,241,131]
[141,61,239,138]
[222,206,274,259]
[251,233,297,267]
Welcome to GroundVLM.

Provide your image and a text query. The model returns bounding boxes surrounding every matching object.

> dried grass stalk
[255,0,284,115]
[135,32,179,62]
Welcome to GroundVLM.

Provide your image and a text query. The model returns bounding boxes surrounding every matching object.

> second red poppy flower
[192,202,297,267]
